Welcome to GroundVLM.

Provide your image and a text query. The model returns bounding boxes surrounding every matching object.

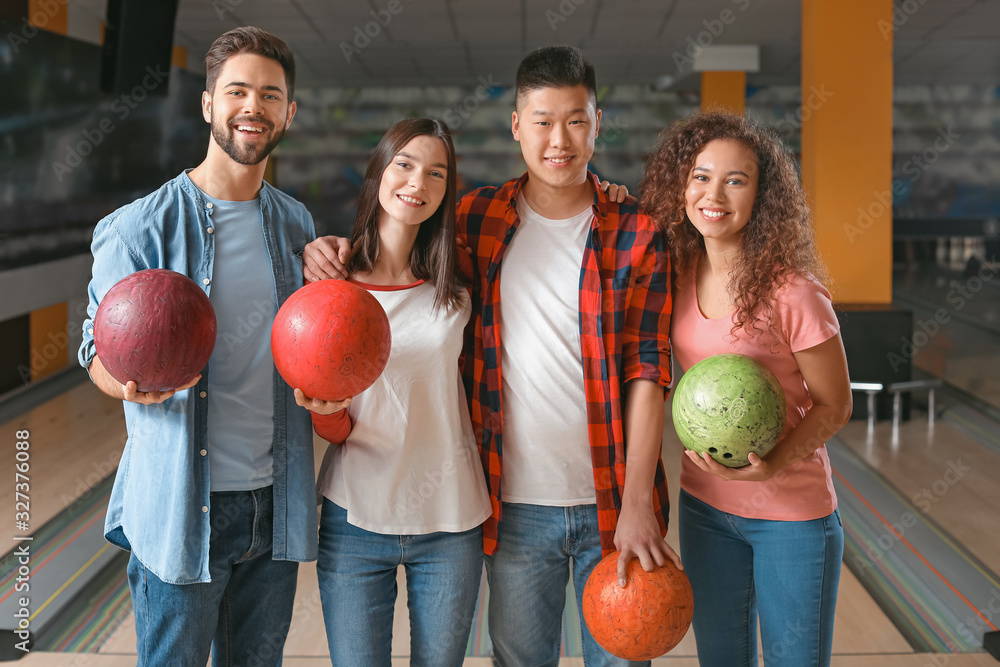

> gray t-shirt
[202,192,276,491]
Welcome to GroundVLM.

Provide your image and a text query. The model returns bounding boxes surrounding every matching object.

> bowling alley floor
[4,377,1000,666]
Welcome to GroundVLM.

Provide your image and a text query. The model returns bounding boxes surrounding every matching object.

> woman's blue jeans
[678,489,843,667]
[316,499,483,667]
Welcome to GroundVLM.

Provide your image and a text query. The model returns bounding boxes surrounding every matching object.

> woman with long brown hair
[640,111,853,667]
[296,117,490,667]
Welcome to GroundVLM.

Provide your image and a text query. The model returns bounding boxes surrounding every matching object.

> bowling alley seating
[886,378,943,443]
[838,308,913,424]
[850,381,884,438]
[850,378,943,444]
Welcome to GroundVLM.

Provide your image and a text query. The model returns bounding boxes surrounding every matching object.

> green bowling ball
[673,354,786,468]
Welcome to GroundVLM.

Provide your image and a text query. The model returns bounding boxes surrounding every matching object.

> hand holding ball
[582,551,694,660]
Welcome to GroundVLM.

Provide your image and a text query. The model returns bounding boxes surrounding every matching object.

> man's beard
[211,113,285,166]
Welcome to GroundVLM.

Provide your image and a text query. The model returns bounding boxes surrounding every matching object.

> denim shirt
[78,170,317,584]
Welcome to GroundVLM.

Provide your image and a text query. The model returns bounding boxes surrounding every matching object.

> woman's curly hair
[639,111,827,342]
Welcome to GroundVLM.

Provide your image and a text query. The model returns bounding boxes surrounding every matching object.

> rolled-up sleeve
[311,409,353,445]
[621,227,671,390]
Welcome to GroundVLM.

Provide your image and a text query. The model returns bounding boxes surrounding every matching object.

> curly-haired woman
[640,111,853,667]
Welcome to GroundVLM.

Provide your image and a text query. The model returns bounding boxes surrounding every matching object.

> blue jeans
[126,486,299,667]
[485,502,648,667]
[678,490,843,667]
[316,499,483,667]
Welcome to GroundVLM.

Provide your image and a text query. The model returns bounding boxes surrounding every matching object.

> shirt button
[207,227,214,234]
[206,202,214,209]
[87,327,93,335]
[200,391,207,398]
[202,506,209,513]
[203,278,211,286]
[200,449,207,456]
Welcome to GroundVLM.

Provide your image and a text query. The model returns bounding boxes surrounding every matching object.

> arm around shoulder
[302,236,351,282]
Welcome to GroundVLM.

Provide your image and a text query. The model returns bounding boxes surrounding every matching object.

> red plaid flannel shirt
[457,171,672,556]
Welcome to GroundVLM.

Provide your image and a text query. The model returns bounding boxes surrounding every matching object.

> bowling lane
[0,377,126,533]
[837,417,1000,577]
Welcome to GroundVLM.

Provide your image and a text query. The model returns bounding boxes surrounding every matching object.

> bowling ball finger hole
[723,453,733,459]
[708,447,718,454]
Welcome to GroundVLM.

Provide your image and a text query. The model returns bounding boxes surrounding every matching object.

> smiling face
[377,135,450,229]
[684,138,760,248]
[203,53,296,166]
[511,85,600,192]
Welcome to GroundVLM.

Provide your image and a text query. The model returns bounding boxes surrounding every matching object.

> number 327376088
[15,429,30,527]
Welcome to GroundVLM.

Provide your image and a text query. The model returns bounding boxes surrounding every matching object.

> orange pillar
[29,302,69,381]
[701,71,746,114]
[172,45,187,69]
[28,0,67,34]
[801,0,893,305]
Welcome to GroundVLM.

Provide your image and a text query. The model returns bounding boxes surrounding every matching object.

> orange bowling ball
[582,551,694,661]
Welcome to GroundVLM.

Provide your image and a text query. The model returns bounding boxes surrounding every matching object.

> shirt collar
[179,168,271,208]
[506,170,607,224]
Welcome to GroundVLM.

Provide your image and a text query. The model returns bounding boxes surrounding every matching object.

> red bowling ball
[271,280,391,402]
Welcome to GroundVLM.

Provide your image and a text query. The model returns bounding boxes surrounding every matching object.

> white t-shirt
[318,280,491,534]
[497,197,596,505]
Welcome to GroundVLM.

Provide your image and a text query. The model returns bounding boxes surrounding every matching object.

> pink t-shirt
[672,271,840,521]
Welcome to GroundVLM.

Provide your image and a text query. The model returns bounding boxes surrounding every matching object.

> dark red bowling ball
[94,269,217,392]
